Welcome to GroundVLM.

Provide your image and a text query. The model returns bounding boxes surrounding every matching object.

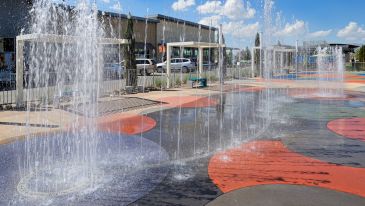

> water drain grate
[62,97,161,117]
[0,122,59,128]
[204,85,254,92]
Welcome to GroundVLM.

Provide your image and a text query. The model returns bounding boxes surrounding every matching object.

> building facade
[0,0,31,74]
[0,1,218,82]
[101,13,159,61]
[149,14,217,63]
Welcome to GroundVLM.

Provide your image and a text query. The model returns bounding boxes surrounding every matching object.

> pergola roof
[16,33,129,45]
[251,46,296,52]
[167,41,225,48]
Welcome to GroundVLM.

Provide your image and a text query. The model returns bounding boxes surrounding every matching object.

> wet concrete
[1,88,365,205]
[207,185,365,206]
[0,133,169,205]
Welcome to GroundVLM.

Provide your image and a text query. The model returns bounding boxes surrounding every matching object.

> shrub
[154,78,166,89]
[182,74,190,84]
[175,78,182,87]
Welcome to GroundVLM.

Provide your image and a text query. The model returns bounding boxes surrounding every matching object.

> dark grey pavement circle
[207,185,365,206]
[0,132,169,205]
[279,118,365,168]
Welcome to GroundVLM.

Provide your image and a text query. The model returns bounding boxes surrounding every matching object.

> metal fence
[0,75,165,106]
[346,62,365,71]
[0,66,254,106]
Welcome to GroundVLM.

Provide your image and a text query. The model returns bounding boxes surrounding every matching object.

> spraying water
[316,46,345,98]
[18,0,104,197]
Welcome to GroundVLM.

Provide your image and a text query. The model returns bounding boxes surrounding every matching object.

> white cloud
[102,0,110,3]
[197,0,255,20]
[222,0,255,20]
[172,0,196,11]
[223,21,259,38]
[197,1,221,14]
[198,15,222,27]
[110,2,122,11]
[197,0,258,43]
[308,29,332,38]
[337,22,365,41]
[275,20,306,37]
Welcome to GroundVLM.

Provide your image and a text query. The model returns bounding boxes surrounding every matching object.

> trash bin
[200,78,207,87]
[189,77,207,88]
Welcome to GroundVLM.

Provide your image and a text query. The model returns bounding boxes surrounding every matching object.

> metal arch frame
[251,46,296,78]
[16,33,130,107]
[165,41,225,88]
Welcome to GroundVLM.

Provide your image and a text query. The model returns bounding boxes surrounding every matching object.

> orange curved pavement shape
[215,84,264,93]
[346,79,365,84]
[327,118,365,142]
[257,78,293,83]
[288,88,352,100]
[345,74,365,84]
[208,140,365,197]
[159,96,218,108]
[239,87,265,93]
[98,115,157,135]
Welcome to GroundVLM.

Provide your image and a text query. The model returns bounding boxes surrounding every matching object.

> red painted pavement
[327,118,365,142]
[98,114,157,135]
[159,96,218,108]
[208,140,365,197]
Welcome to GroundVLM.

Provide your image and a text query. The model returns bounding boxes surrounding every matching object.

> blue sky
[65,0,365,48]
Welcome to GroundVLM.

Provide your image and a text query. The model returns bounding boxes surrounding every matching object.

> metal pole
[166,44,171,88]
[273,50,276,72]
[16,38,24,108]
[219,24,224,84]
[295,40,299,75]
[259,32,263,78]
[251,47,254,78]
[198,47,203,78]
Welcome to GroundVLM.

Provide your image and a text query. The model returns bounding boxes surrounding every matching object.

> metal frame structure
[15,33,129,106]
[251,46,296,78]
[165,41,225,88]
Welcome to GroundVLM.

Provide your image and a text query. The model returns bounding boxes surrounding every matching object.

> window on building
[3,38,15,52]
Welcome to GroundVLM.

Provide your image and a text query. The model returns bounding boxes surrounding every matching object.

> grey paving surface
[63,97,161,117]
[207,185,365,206]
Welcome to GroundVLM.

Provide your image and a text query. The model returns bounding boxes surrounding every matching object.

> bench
[188,77,207,88]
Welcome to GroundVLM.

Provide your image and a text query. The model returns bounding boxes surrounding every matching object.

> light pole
[296,40,299,76]
[259,32,263,78]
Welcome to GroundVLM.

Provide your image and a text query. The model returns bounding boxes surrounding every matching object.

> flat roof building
[148,14,218,62]
[0,1,218,78]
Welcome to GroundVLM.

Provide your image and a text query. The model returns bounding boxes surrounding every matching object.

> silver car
[136,59,157,76]
[157,58,196,73]
[104,63,125,79]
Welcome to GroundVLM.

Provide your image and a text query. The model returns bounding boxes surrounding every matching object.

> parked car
[104,63,125,79]
[156,58,196,73]
[136,58,157,76]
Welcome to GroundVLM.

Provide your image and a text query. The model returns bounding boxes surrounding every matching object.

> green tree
[356,45,365,62]
[124,13,137,87]
[255,33,260,47]
[244,46,251,60]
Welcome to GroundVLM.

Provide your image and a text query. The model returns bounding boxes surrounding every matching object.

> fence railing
[0,76,165,106]
[0,66,256,106]
[346,62,365,71]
